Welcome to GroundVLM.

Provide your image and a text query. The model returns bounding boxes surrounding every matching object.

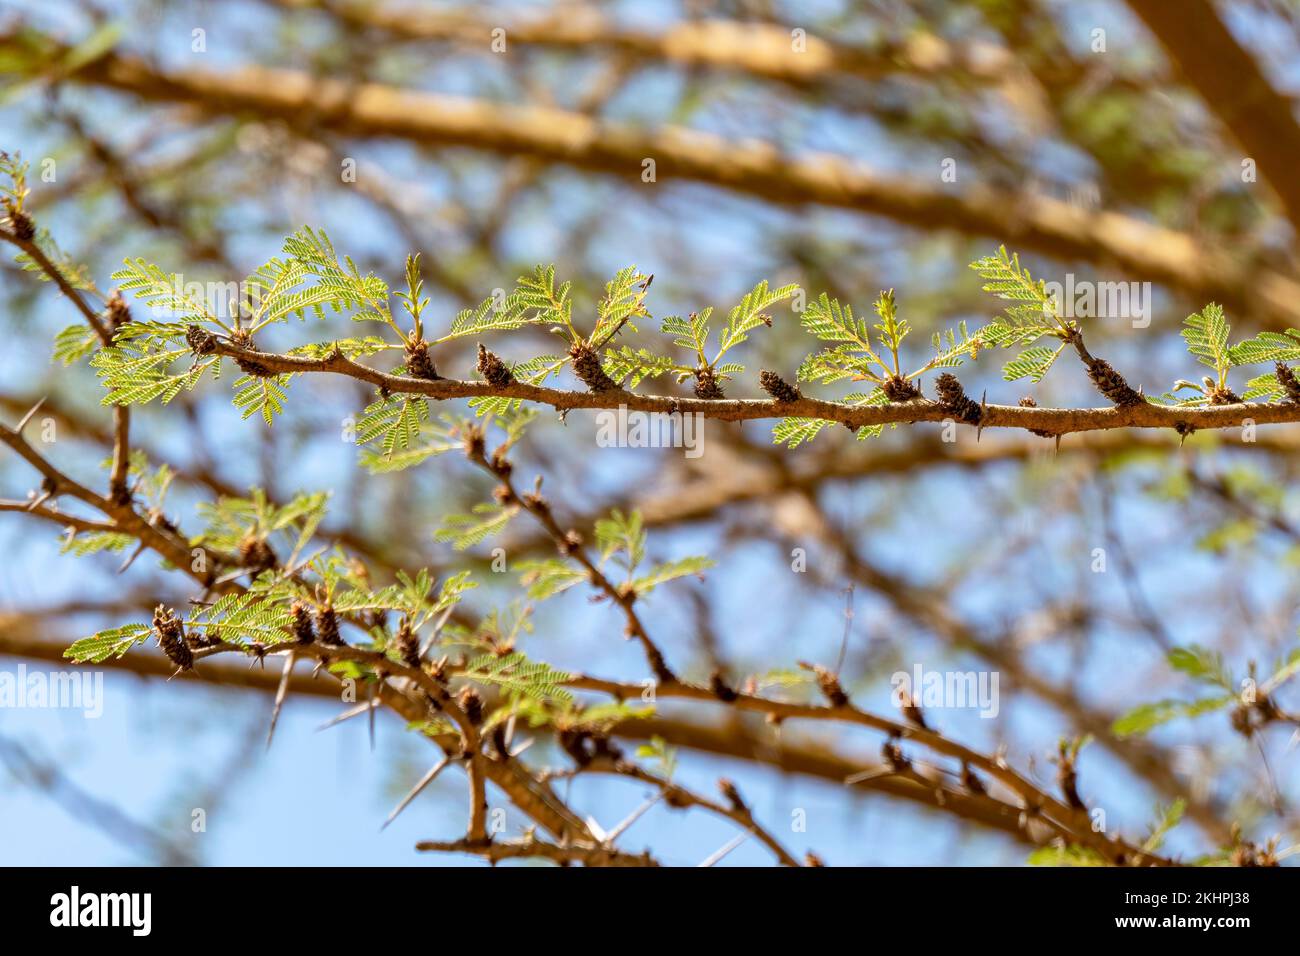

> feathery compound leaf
[61,531,134,556]
[927,321,990,369]
[1026,845,1109,867]
[64,623,153,663]
[517,558,588,600]
[1167,643,1233,689]
[281,227,390,322]
[718,279,798,354]
[462,651,573,704]
[356,395,431,455]
[1111,696,1235,737]
[1182,304,1232,378]
[592,266,652,345]
[594,509,646,573]
[602,346,682,389]
[968,246,1059,331]
[661,309,712,359]
[111,258,216,322]
[52,323,99,365]
[445,291,534,339]
[435,503,517,550]
[1227,329,1300,367]
[92,341,218,407]
[1003,344,1065,383]
[1142,799,1186,853]
[801,293,870,344]
[232,373,291,425]
[772,416,835,448]
[630,556,715,594]
[797,344,876,385]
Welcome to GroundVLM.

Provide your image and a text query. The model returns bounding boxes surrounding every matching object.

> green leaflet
[64,624,153,663]
[461,651,574,704]
[436,503,517,550]
[1111,696,1235,737]
[1182,303,1232,379]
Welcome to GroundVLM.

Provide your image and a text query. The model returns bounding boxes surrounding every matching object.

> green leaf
[517,559,588,600]
[461,651,573,704]
[64,623,153,663]
[1227,329,1300,367]
[630,555,714,594]
[591,266,652,345]
[61,531,134,556]
[772,416,835,448]
[661,309,711,359]
[717,279,798,354]
[1003,344,1064,383]
[112,258,216,322]
[1142,798,1186,853]
[801,293,871,345]
[602,346,682,389]
[1111,696,1234,737]
[435,503,517,550]
[232,373,290,425]
[1026,844,1109,867]
[52,323,99,365]
[1167,644,1232,689]
[969,246,1060,331]
[594,509,646,573]
[356,395,430,455]
[1182,303,1232,378]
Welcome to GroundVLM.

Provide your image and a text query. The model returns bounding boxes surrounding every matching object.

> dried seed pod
[558,728,592,766]
[457,686,483,725]
[718,778,746,812]
[933,372,982,424]
[590,734,623,762]
[186,324,217,355]
[289,601,315,645]
[476,344,514,388]
[882,375,922,402]
[404,338,439,380]
[153,604,193,671]
[392,616,420,669]
[1275,362,1300,403]
[1056,741,1085,810]
[1085,358,1144,407]
[758,369,801,403]
[490,723,510,758]
[798,661,849,707]
[645,645,676,684]
[315,605,343,646]
[1018,397,1054,438]
[238,534,277,575]
[105,289,131,331]
[708,669,739,702]
[901,694,929,730]
[1206,381,1242,405]
[882,738,910,772]
[569,342,619,392]
[692,367,725,399]
[960,763,987,795]
[2,197,34,241]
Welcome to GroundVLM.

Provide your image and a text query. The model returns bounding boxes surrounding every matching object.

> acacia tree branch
[1126,0,1300,237]
[206,337,1300,437]
[271,0,1017,88]
[14,37,1300,330]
